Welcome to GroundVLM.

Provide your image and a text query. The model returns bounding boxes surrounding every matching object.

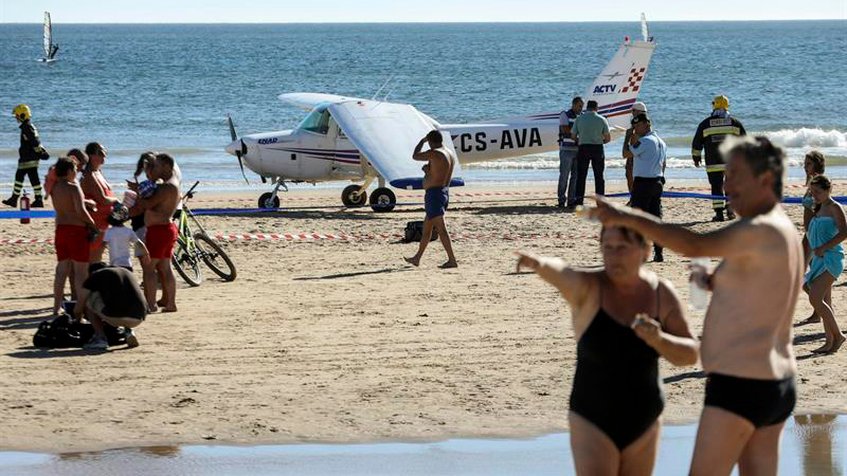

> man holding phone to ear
[405,130,458,269]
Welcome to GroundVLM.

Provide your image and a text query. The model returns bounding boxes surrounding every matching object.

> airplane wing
[328,100,464,190]
[279,93,362,111]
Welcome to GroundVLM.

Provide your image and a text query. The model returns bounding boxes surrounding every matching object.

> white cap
[632,101,647,113]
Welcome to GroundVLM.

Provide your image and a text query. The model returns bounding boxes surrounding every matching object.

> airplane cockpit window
[298,107,331,135]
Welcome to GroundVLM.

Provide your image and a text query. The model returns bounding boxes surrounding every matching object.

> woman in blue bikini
[803,175,847,354]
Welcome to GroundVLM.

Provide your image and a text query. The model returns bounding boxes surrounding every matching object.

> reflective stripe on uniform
[12,181,23,193]
[692,149,702,158]
[703,126,742,138]
[17,160,39,170]
[705,164,726,173]
[712,199,726,209]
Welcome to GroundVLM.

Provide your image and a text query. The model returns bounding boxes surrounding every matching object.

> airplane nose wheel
[258,192,280,209]
[369,187,396,212]
[342,184,368,208]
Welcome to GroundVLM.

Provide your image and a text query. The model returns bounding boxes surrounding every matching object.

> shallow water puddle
[1,415,843,475]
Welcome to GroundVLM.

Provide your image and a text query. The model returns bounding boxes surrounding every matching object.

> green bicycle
[171,181,237,287]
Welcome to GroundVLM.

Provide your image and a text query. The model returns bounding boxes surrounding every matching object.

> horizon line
[0,18,844,25]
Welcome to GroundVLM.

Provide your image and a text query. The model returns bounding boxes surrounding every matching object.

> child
[103,205,149,272]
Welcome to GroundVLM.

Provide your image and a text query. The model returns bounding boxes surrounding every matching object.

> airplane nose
[225,139,241,156]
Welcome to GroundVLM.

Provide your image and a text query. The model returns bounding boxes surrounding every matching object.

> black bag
[33,314,128,349]
[403,221,438,243]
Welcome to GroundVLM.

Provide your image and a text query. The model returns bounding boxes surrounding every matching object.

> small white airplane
[226,17,656,211]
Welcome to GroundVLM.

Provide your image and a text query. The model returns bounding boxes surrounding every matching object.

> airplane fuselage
[234,117,561,183]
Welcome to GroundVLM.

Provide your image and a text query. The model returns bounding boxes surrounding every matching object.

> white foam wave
[762,128,847,149]
[467,156,702,170]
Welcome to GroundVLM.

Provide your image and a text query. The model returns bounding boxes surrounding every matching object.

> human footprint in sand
[404,130,458,269]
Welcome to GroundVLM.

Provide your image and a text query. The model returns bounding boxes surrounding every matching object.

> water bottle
[689,257,710,311]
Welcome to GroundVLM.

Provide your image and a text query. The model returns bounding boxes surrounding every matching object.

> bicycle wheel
[171,239,202,286]
[194,233,237,281]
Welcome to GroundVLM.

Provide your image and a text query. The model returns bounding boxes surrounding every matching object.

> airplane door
[294,108,334,180]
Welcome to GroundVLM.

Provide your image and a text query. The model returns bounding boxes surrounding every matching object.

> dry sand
[0,181,845,453]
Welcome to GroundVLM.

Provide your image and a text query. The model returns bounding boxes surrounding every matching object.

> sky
[0,0,845,23]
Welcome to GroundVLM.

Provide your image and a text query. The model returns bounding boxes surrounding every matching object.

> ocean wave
[762,128,847,149]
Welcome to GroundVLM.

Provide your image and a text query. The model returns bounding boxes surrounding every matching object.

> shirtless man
[81,142,119,263]
[588,136,802,476]
[404,130,458,269]
[51,157,97,318]
[135,153,181,312]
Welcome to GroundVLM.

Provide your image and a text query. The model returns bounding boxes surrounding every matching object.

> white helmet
[632,102,647,113]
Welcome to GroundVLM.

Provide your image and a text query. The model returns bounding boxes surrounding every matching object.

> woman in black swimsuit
[517,226,699,475]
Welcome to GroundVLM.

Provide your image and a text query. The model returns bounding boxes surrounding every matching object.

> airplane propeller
[227,114,249,184]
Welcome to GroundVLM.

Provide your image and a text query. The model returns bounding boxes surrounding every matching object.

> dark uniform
[4,120,48,207]
[691,113,745,220]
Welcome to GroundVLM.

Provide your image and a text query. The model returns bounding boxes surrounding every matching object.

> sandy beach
[1,181,845,453]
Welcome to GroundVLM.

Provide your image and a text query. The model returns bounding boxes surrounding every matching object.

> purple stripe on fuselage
[266,147,361,164]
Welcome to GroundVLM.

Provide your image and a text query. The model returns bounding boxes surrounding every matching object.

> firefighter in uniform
[691,95,746,221]
[3,104,48,208]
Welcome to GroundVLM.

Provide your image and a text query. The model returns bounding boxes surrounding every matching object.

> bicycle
[171,181,237,286]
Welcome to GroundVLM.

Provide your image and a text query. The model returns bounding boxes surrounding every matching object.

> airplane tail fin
[585,16,657,131]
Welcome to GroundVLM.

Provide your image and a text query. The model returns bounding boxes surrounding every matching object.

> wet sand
[1,416,844,475]
[0,181,845,453]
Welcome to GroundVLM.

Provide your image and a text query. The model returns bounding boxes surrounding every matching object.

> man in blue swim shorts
[404,130,458,269]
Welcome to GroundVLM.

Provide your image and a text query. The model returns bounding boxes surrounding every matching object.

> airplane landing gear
[342,184,367,208]
[258,178,287,209]
[258,192,280,209]
[369,187,396,212]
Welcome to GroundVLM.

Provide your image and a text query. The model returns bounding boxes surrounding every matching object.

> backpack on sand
[33,314,128,349]
[403,221,438,243]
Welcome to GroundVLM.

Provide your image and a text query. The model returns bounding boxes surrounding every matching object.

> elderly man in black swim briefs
[587,136,802,476]
[516,226,699,475]
[405,130,458,269]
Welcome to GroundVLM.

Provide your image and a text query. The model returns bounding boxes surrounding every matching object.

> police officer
[622,102,648,199]
[628,113,666,262]
[3,104,48,208]
[691,95,746,221]
[557,96,583,209]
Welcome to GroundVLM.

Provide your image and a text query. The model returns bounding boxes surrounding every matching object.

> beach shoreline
[1,181,845,454]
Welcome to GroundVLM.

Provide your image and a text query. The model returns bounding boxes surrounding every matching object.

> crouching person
[82,265,147,350]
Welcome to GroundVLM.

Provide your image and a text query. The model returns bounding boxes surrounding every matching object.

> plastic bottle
[689,257,710,311]
[19,190,31,225]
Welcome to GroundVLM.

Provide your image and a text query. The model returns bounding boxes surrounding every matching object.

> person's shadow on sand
[0,308,53,331]
[7,346,132,359]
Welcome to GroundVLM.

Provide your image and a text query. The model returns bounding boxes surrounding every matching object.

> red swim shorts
[55,225,89,262]
[145,222,178,260]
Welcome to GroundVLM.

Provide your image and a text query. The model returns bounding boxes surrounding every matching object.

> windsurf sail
[41,12,59,61]
[42,12,52,59]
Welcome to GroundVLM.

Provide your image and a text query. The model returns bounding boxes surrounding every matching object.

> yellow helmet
[711,95,729,110]
[12,104,31,121]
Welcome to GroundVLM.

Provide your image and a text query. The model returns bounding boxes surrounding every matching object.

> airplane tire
[342,185,367,208]
[258,192,280,209]
[369,187,396,212]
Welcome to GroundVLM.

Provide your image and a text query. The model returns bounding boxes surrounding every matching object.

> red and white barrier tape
[0,231,595,246]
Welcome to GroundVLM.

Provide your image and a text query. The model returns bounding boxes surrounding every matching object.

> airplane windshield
[298,107,331,135]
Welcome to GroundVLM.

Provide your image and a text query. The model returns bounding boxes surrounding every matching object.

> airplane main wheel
[258,192,280,209]
[369,187,396,212]
[342,184,367,208]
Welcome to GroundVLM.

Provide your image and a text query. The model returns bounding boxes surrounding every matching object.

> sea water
[0,415,843,475]
[0,21,844,193]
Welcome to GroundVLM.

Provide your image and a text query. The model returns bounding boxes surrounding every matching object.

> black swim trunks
[704,373,796,428]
